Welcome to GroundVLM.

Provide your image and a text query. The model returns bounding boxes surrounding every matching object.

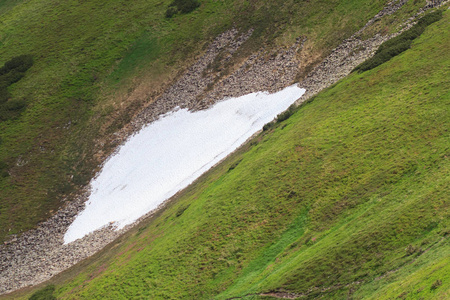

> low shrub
[0,99,27,121]
[0,161,8,178]
[175,204,190,217]
[3,99,27,111]
[353,10,442,73]
[0,54,33,76]
[228,159,242,172]
[405,244,423,256]
[263,121,275,131]
[176,0,200,14]
[165,7,178,18]
[277,105,297,123]
[376,29,420,54]
[383,40,412,57]
[28,285,56,300]
[417,10,443,27]
[0,55,33,121]
[431,279,442,290]
[165,0,200,18]
[262,104,299,131]
[0,70,25,87]
[0,87,10,104]
[356,41,412,72]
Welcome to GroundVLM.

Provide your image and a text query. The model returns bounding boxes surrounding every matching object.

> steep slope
[0,0,397,245]
[11,6,449,300]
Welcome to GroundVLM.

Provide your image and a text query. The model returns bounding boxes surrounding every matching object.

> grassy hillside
[0,0,402,244]
[11,7,449,300]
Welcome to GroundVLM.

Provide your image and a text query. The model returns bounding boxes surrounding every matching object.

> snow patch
[64,85,305,243]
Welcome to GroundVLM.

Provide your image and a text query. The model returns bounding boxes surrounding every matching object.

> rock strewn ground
[0,190,123,295]
[295,0,448,103]
[130,28,254,131]
[198,36,305,107]
[1,0,446,295]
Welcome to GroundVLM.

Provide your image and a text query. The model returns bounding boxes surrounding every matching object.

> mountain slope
[0,0,396,244]
[12,7,449,300]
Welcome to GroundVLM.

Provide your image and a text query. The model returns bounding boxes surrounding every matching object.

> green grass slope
[14,7,449,300]
[0,0,396,244]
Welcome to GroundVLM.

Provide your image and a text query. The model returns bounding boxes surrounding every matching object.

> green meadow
[0,0,400,244]
[9,6,448,300]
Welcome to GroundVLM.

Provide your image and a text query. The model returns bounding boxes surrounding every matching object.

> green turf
[11,7,448,300]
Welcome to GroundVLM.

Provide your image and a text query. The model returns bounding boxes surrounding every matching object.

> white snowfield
[64,85,306,244]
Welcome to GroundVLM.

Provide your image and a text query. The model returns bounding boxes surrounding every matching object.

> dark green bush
[0,162,8,178]
[228,159,242,172]
[165,6,178,18]
[384,40,412,57]
[0,99,27,121]
[0,87,10,104]
[0,54,33,89]
[0,54,33,76]
[175,204,190,217]
[263,121,275,131]
[376,28,422,54]
[357,41,412,72]
[165,0,200,18]
[357,52,391,72]
[277,110,293,123]
[417,10,442,27]
[0,55,33,121]
[277,104,297,123]
[3,99,27,111]
[353,10,442,73]
[0,70,25,86]
[262,104,299,131]
[29,285,56,300]
[431,279,442,290]
[177,0,200,14]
